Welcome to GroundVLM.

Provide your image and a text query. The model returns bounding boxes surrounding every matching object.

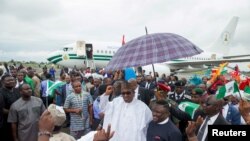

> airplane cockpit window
[63,47,73,51]
[63,48,68,51]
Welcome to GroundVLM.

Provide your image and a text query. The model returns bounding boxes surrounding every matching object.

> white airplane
[47,41,120,69]
[47,16,250,76]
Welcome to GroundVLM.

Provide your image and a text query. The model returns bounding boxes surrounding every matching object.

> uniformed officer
[168,80,191,104]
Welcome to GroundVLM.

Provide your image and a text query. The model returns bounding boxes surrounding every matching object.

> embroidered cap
[48,104,66,126]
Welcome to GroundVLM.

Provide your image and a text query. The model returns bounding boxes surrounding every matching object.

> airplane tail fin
[209,16,239,55]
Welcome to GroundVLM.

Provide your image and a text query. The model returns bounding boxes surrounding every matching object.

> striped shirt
[64,93,84,131]
[82,91,93,118]
[82,91,93,130]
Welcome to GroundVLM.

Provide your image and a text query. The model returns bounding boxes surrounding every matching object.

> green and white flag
[47,81,66,97]
[46,80,55,97]
[242,86,250,101]
[215,81,239,99]
[178,101,200,119]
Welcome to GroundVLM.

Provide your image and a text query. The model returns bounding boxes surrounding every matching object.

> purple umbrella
[105,33,203,71]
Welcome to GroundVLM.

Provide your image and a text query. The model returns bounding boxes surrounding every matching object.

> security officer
[168,80,191,104]
[168,80,192,141]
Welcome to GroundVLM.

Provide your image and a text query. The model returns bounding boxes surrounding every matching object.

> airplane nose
[47,51,63,64]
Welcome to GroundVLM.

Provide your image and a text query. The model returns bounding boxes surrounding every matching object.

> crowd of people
[0,63,250,141]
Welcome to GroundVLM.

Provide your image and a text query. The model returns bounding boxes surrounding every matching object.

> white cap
[48,104,66,126]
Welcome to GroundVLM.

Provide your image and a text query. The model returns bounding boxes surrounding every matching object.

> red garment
[157,83,171,92]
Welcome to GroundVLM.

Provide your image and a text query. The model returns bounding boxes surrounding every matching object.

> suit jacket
[141,81,156,90]
[138,87,152,106]
[90,86,99,100]
[225,104,241,125]
[196,113,229,141]
[168,91,191,104]
[169,106,192,121]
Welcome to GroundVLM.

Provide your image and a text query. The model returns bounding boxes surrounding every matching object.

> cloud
[0,0,61,21]
[0,0,250,63]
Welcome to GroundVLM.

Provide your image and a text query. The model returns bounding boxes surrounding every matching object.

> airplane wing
[167,58,250,69]
[223,54,250,59]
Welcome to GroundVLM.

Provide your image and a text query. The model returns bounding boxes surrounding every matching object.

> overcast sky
[0,0,250,64]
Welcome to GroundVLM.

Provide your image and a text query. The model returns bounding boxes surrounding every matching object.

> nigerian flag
[47,81,66,97]
[46,80,55,97]
[178,101,200,119]
[215,81,239,99]
[242,86,250,101]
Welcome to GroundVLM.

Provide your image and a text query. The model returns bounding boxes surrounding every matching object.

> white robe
[103,97,152,141]
[77,97,152,141]
[77,131,96,141]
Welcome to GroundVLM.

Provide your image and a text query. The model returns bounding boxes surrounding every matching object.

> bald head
[202,95,223,117]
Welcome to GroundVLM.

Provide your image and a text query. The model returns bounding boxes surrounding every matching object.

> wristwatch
[38,131,53,137]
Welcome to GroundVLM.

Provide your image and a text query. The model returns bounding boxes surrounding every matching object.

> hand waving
[94,124,115,141]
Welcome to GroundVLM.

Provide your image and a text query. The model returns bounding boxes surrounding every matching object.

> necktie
[176,95,180,100]
[197,117,210,141]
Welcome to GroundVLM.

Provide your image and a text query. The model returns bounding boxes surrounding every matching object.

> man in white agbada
[78,82,152,141]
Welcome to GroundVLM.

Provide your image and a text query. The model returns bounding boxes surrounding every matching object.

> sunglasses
[121,91,132,95]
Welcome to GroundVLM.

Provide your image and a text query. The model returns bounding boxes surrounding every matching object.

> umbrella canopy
[105,33,203,71]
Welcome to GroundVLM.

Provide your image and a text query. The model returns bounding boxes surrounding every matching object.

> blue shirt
[40,80,47,97]
[93,96,101,119]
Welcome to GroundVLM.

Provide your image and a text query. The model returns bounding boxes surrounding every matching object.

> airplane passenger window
[97,50,99,53]
[101,50,103,53]
[109,51,111,54]
[113,51,115,54]
[105,51,107,54]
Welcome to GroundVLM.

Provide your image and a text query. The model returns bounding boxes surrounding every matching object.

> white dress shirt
[199,113,219,141]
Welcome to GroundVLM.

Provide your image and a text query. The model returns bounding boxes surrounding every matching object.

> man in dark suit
[128,78,153,106]
[141,75,156,91]
[90,78,101,100]
[196,95,229,141]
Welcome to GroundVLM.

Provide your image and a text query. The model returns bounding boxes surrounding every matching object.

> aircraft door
[86,44,93,59]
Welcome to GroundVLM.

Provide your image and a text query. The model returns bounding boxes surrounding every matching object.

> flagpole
[145,26,157,91]
[238,88,243,100]
[46,96,48,108]
[145,26,148,35]
[232,80,243,100]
